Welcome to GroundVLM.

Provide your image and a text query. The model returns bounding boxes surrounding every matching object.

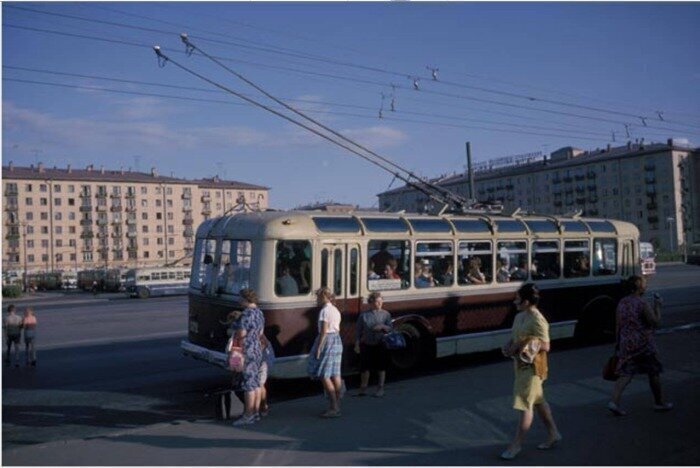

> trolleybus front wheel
[390,322,434,371]
[137,287,150,299]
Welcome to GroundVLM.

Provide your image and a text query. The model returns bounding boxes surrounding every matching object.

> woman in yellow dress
[500,283,562,460]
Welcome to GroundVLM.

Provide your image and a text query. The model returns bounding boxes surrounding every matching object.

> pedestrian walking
[307,287,344,418]
[607,275,672,416]
[3,304,23,367]
[500,283,562,460]
[229,288,265,426]
[354,291,392,397]
[22,307,38,367]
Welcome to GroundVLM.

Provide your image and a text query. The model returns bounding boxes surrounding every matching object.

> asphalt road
[2,264,699,464]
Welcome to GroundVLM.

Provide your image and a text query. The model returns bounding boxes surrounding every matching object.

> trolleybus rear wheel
[390,322,433,371]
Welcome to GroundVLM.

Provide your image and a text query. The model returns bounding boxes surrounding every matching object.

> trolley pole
[465,142,475,202]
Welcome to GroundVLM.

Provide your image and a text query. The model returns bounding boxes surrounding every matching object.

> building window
[40,198,48,206]
[168,237,174,245]
[166,187,172,195]
[26,212,34,221]
[28,254,35,262]
[26,184,33,192]
[55,226,62,234]
[41,226,49,234]
[142,225,149,233]
[156,199,162,207]
[69,226,76,234]
[56,239,63,247]
[167,212,173,220]
[68,185,75,193]
[141,186,148,195]
[27,240,34,248]
[40,184,47,192]
[69,239,76,247]
[40,212,48,220]
[144,251,150,258]
[54,212,62,221]
[142,212,148,220]
[143,238,149,246]
[167,225,174,234]
[156,213,162,220]
[25,197,33,205]
[83,252,93,261]
[157,238,163,245]
[26,226,34,234]
[166,199,173,208]
[68,212,76,220]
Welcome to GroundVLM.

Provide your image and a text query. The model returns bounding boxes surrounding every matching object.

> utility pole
[21,222,28,292]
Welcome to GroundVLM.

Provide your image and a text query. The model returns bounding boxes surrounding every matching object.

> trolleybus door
[320,243,362,315]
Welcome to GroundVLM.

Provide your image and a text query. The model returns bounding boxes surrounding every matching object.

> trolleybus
[124,267,191,298]
[181,210,639,378]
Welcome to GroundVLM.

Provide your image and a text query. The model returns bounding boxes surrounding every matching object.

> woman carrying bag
[354,291,393,397]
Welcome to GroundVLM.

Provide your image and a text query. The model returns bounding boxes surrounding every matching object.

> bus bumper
[180,340,228,369]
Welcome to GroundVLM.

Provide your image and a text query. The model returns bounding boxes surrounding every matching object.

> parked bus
[639,242,656,275]
[181,211,640,378]
[124,267,191,298]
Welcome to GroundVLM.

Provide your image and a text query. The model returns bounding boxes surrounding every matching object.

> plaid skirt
[307,333,342,379]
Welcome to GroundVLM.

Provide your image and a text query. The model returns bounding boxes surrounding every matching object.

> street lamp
[666,217,675,253]
[21,222,28,292]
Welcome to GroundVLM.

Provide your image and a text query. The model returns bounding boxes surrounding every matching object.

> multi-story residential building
[2,163,269,273]
[378,139,699,252]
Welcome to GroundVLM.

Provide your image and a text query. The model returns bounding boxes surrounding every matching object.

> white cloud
[340,125,408,148]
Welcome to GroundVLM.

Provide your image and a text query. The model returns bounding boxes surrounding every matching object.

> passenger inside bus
[370,241,394,276]
[383,259,401,280]
[415,260,436,288]
[275,266,300,296]
[202,254,216,292]
[465,257,486,284]
[510,260,529,281]
[497,258,511,283]
[439,262,454,286]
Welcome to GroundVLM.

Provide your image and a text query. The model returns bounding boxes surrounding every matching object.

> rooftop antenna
[378,93,385,119]
[640,117,648,127]
[133,154,142,172]
[389,83,397,112]
[624,124,631,138]
[611,131,616,142]
[410,76,420,91]
[656,111,664,121]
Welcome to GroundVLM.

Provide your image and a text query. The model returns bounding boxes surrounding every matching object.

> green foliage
[2,285,23,298]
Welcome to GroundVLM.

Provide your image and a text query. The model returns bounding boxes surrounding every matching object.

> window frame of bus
[497,240,529,282]
[274,240,312,297]
[218,239,253,296]
[414,241,454,288]
[367,239,411,292]
[563,240,591,278]
[190,238,218,291]
[530,240,561,280]
[458,240,493,286]
[593,238,618,276]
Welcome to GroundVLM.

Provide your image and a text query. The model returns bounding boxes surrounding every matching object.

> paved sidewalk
[4,330,698,466]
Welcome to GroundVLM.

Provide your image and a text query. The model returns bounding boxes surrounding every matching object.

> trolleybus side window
[275,240,311,296]
[458,241,492,286]
[415,241,453,288]
[367,240,410,291]
[350,247,359,296]
[564,240,590,278]
[218,240,252,295]
[333,248,343,296]
[593,238,617,276]
[531,240,561,280]
[191,238,217,290]
[321,248,329,289]
[497,241,528,281]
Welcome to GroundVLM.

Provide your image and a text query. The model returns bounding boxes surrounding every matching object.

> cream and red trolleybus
[181,210,639,378]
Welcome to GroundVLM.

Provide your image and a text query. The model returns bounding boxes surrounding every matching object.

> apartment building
[378,139,698,252]
[2,163,269,273]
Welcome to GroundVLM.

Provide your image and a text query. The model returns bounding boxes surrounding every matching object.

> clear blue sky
[3,2,700,209]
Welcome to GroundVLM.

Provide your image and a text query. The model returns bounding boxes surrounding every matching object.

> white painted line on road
[39,330,186,350]
[656,322,700,335]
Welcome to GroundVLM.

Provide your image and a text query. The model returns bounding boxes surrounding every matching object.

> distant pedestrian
[22,307,38,367]
[354,292,392,397]
[3,304,23,367]
[307,287,344,418]
[608,275,672,416]
[229,288,265,426]
[500,283,561,460]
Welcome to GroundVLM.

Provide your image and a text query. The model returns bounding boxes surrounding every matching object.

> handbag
[226,336,245,372]
[382,331,407,350]
[602,355,619,381]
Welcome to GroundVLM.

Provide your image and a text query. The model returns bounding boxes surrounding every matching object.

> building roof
[378,139,698,197]
[1,163,268,190]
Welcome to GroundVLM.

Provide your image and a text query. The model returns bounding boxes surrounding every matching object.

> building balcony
[80,219,93,226]
[202,207,211,215]
[553,200,563,207]
[181,192,192,199]
[80,192,91,198]
[126,232,137,238]
[5,219,20,226]
[201,194,211,202]
[575,175,585,181]
[126,218,137,225]
[646,189,656,196]
[588,209,599,216]
[125,191,136,199]
[182,218,194,226]
[648,216,659,224]
[80,231,94,239]
[98,246,109,253]
[125,205,137,212]
[110,193,122,199]
[4,187,19,196]
[96,205,108,212]
[647,203,658,211]
[505,184,514,190]
[6,245,20,253]
[127,245,138,252]
[110,205,123,212]
[563,176,573,183]
[5,233,20,240]
[111,232,123,239]
[96,231,108,238]
[644,163,656,171]
[182,206,193,213]
[95,192,107,199]
[587,185,597,191]
[79,205,93,212]
[587,172,597,180]
[645,177,656,184]
[552,178,562,184]
[183,228,195,237]
[575,188,585,194]
[5,203,19,211]
[588,197,599,204]
[564,189,574,195]
[96,219,108,226]
[82,245,93,252]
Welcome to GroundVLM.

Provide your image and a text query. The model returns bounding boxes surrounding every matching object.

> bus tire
[575,299,615,344]
[390,322,434,371]
[137,287,150,299]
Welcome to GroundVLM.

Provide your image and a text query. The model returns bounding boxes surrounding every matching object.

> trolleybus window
[275,240,311,296]
[458,241,492,285]
[350,247,359,296]
[531,241,561,280]
[321,248,329,289]
[367,240,410,291]
[415,241,453,288]
[497,241,528,281]
[333,248,343,296]
[593,238,617,276]
[191,238,217,290]
[218,240,252,294]
[564,240,590,278]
